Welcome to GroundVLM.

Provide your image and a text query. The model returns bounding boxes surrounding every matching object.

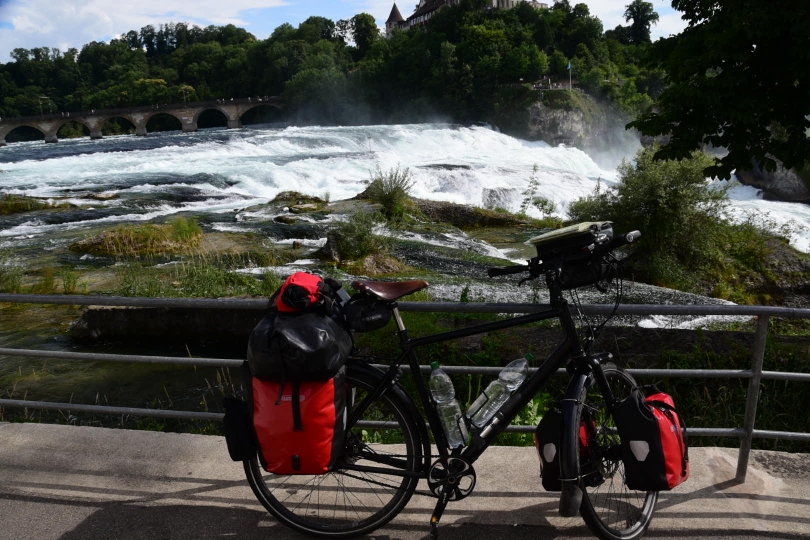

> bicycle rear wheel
[576,363,658,540]
[244,365,423,538]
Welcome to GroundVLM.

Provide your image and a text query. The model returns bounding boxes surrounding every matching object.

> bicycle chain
[339,452,435,498]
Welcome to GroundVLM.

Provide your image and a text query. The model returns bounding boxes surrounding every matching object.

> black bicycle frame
[343,292,599,478]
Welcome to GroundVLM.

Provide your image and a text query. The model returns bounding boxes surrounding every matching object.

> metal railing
[1,293,809,482]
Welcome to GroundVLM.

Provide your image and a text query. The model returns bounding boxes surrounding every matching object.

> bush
[568,147,733,291]
[365,166,415,220]
[327,211,387,261]
[569,146,807,300]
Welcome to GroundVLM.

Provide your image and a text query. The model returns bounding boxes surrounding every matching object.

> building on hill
[386,0,548,38]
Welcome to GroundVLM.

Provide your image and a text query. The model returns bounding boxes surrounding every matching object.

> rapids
[1,123,808,251]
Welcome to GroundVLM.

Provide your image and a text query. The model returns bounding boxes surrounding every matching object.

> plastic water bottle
[467,355,531,428]
[429,362,468,449]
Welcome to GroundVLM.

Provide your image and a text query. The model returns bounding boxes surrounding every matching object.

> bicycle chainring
[427,457,476,501]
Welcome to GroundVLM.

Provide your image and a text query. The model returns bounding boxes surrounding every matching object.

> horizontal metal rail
[1,293,809,482]
[3,293,810,318]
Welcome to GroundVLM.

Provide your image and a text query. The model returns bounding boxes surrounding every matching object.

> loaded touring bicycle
[230,223,687,540]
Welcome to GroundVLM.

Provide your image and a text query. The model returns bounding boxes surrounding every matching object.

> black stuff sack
[343,298,392,333]
[247,312,352,381]
[614,386,689,491]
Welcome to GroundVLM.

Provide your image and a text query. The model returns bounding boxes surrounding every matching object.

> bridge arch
[56,120,91,140]
[193,106,230,127]
[98,116,137,136]
[2,124,47,144]
[144,112,184,133]
[240,103,284,125]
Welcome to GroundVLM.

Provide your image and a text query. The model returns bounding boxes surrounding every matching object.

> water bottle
[429,361,468,449]
[467,354,531,428]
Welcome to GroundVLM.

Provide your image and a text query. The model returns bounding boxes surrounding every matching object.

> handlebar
[486,230,641,278]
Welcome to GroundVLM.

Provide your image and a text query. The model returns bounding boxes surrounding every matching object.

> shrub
[569,146,800,299]
[365,166,415,220]
[0,194,69,215]
[327,211,387,261]
[0,252,22,293]
[568,147,725,290]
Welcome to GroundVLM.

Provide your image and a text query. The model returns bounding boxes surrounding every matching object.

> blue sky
[0,0,686,62]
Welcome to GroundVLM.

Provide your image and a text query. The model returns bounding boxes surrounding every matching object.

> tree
[623,0,659,45]
[349,13,380,57]
[627,0,810,179]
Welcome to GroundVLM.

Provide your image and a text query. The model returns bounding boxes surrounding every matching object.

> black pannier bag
[614,386,689,491]
[534,407,564,491]
[533,407,597,491]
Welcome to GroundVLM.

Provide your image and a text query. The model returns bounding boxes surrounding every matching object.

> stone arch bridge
[0,97,282,146]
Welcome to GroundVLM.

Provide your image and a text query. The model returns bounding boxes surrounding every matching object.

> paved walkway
[0,423,808,540]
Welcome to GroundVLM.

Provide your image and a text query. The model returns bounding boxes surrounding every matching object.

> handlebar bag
[526,221,613,258]
[614,386,690,491]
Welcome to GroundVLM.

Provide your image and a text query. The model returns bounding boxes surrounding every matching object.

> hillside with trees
[0,0,664,130]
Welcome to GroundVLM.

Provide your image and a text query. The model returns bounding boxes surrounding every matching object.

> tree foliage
[623,0,659,44]
[627,0,810,179]
[0,2,661,126]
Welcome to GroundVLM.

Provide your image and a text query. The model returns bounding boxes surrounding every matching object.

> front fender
[558,371,588,517]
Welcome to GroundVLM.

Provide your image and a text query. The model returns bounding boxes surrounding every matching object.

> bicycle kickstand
[430,490,451,539]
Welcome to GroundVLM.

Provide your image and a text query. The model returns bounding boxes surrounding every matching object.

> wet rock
[274,215,297,225]
[290,203,321,214]
[736,164,810,202]
[361,253,405,276]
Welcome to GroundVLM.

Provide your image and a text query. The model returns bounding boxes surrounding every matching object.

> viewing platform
[1,422,808,540]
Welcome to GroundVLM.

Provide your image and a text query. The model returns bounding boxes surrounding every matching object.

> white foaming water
[1,123,809,252]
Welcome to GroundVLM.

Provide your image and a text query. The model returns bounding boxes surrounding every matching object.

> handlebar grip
[487,265,529,278]
[608,230,641,249]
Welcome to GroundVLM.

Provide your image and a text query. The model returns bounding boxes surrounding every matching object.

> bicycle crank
[427,457,476,501]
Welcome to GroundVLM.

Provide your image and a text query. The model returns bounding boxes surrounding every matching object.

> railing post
[736,315,769,482]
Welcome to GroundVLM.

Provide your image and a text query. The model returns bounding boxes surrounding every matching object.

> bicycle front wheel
[244,365,424,538]
[576,363,658,540]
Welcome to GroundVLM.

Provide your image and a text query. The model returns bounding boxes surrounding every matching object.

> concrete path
[0,422,808,540]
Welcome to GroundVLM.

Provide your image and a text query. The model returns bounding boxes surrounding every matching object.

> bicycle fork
[558,353,615,517]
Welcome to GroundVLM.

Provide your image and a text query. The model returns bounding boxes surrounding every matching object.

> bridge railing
[1,293,809,482]
[0,97,280,125]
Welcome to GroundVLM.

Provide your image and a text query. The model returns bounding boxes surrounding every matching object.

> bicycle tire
[244,364,423,538]
[576,363,658,540]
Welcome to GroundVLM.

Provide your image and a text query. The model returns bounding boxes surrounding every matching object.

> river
[2,123,808,253]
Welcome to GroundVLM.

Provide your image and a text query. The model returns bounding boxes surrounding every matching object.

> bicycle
[243,225,655,540]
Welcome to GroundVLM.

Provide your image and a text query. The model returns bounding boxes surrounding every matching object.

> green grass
[0,194,71,215]
[70,217,204,257]
[116,256,285,298]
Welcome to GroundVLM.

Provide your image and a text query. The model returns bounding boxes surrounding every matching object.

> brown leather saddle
[351,279,429,302]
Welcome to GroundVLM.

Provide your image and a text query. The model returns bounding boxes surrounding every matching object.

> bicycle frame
[343,284,617,478]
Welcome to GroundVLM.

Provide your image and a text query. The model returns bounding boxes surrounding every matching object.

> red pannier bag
[252,367,346,475]
[614,386,689,491]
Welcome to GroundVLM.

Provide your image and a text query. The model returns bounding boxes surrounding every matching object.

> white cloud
[0,0,286,60]
[652,11,688,40]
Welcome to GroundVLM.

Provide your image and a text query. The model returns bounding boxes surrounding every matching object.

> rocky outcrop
[526,101,593,145]
[736,164,810,203]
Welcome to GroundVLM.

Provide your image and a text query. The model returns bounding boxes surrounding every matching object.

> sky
[0,0,688,62]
